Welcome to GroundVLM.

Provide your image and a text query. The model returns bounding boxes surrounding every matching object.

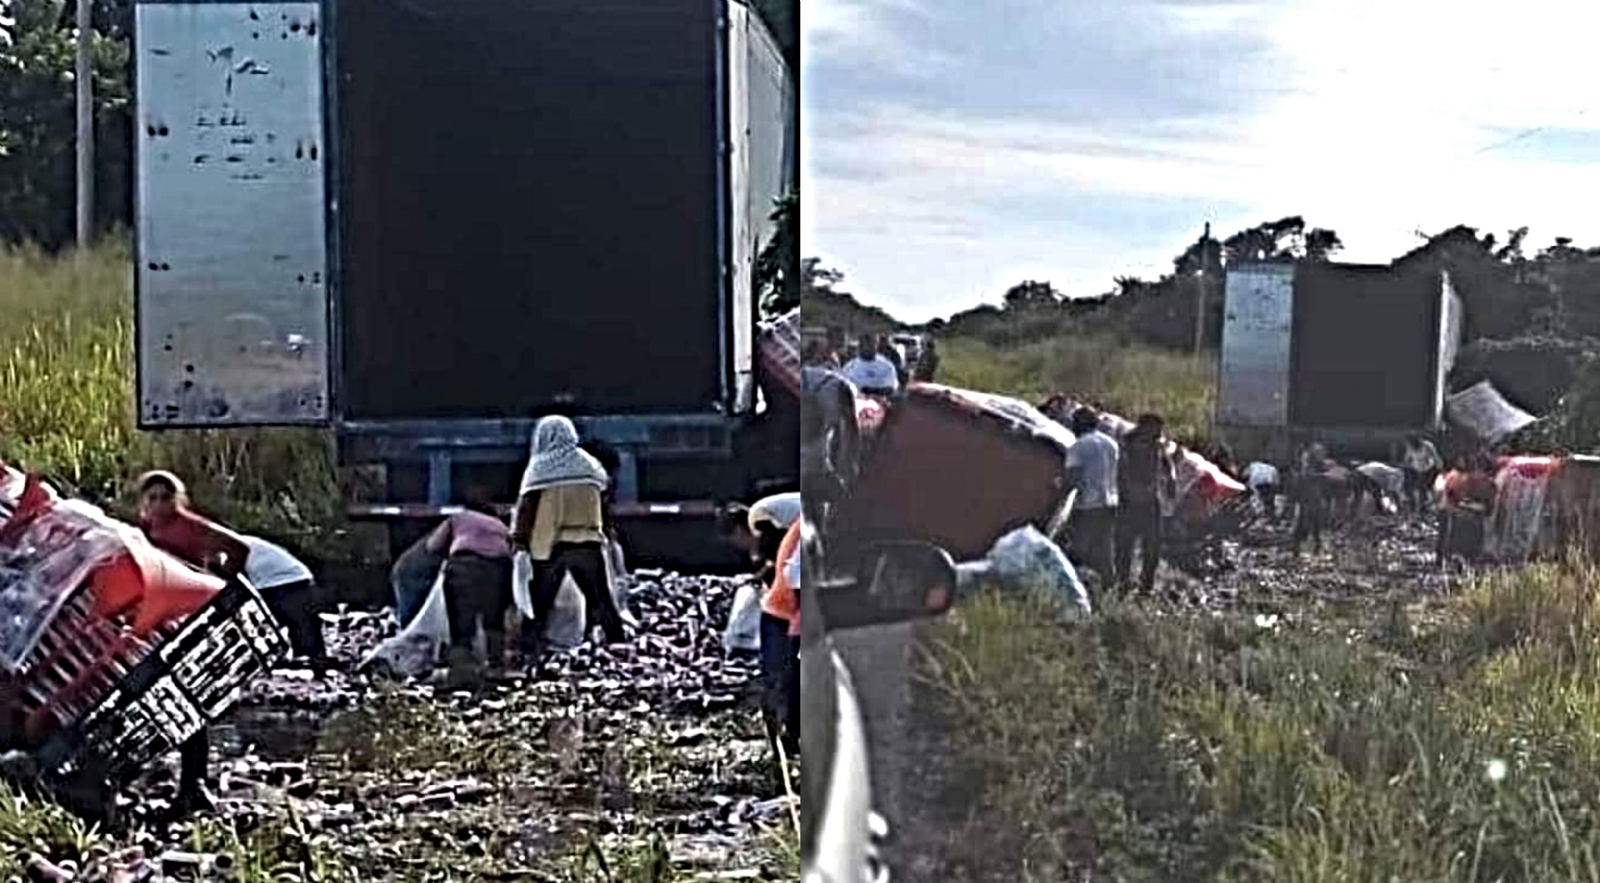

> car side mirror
[818,542,957,631]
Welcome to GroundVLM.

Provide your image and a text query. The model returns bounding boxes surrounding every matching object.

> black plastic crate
[33,577,288,788]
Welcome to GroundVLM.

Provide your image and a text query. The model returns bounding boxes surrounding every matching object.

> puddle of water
[211,706,325,762]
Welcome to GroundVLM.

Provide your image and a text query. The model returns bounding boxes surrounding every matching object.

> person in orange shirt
[135,470,250,819]
[760,518,801,757]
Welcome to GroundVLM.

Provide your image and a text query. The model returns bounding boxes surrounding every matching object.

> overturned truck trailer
[130,0,798,569]
[1217,261,1464,463]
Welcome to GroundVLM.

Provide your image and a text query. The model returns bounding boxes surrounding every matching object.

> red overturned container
[831,383,1075,561]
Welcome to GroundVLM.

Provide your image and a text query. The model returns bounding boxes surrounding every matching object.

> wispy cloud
[804,0,1600,323]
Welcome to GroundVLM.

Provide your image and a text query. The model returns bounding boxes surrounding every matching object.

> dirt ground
[96,570,799,881]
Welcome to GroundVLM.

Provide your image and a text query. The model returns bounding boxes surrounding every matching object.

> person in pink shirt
[425,483,513,678]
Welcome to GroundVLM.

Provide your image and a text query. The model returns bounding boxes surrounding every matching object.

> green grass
[0,240,381,565]
[937,334,1218,441]
[915,560,1600,882]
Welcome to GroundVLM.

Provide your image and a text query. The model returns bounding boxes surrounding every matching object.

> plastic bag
[984,525,1092,615]
[362,570,450,678]
[512,550,534,620]
[722,580,763,654]
[390,537,442,628]
[604,536,639,629]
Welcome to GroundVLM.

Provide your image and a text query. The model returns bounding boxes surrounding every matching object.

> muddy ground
[68,570,798,881]
[875,506,1467,882]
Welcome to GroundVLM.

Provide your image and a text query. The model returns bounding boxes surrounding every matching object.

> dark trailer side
[130,0,797,568]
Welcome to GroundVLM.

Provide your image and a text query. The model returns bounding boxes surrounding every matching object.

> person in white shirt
[241,534,329,665]
[1354,461,1406,516]
[1402,434,1443,513]
[841,334,900,396]
[1242,461,1281,519]
[1064,407,1120,584]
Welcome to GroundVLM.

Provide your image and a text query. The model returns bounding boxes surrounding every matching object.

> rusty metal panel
[135,1,328,426]
[1218,263,1294,427]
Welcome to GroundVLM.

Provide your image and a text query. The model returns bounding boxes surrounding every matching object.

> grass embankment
[0,241,379,566]
[918,562,1600,882]
[937,334,1217,442]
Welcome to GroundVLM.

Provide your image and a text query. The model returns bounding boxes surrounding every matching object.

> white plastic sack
[363,570,451,678]
[512,550,535,620]
[986,525,1092,615]
[722,580,763,654]
[605,536,640,629]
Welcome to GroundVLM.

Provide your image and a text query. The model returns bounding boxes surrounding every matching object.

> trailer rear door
[133,0,331,426]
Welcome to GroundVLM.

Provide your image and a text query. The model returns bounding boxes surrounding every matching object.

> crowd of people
[804,331,940,395]
[1039,397,1501,592]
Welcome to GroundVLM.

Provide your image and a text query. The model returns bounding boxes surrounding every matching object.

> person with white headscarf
[510,416,628,655]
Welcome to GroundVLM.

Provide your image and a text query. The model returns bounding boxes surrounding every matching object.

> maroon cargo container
[830,384,1073,561]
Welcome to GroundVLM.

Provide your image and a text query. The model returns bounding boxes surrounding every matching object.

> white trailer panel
[1217,263,1295,427]
[134,1,328,426]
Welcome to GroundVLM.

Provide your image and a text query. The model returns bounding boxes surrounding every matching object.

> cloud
[804,0,1600,322]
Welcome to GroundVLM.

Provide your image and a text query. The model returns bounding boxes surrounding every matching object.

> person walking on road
[1115,413,1175,594]
[1403,433,1444,513]
[135,470,250,819]
[1065,407,1120,586]
[912,338,940,382]
[841,334,899,396]
[426,484,514,683]
[511,416,629,659]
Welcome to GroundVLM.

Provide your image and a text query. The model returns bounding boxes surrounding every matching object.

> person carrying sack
[511,417,629,660]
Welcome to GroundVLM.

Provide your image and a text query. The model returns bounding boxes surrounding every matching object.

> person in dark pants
[1116,413,1176,594]
[1292,444,1332,554]
[240,534,328,667]
[135,471,250,819]
[759,520,801,757]
[511,417,629,659]
[1065,407,1120,587]
[426,487,513,683]
[912,338,940,382]
[878,335,909,389]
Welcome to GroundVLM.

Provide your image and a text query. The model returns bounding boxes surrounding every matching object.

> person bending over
[135,471,249,819]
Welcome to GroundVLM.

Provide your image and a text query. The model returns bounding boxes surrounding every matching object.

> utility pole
[74,0,93,249]
[1193,221,1212,355]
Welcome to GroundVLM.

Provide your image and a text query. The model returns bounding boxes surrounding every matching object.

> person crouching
[425,484,514,684]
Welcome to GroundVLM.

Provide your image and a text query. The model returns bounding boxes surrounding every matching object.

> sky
[802,0,1600,324]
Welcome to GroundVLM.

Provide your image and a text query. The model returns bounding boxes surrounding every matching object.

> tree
[1002,280,1063,311]
[0,0,131,247]
[1304,227,1343,262]
[754,189,798,317]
